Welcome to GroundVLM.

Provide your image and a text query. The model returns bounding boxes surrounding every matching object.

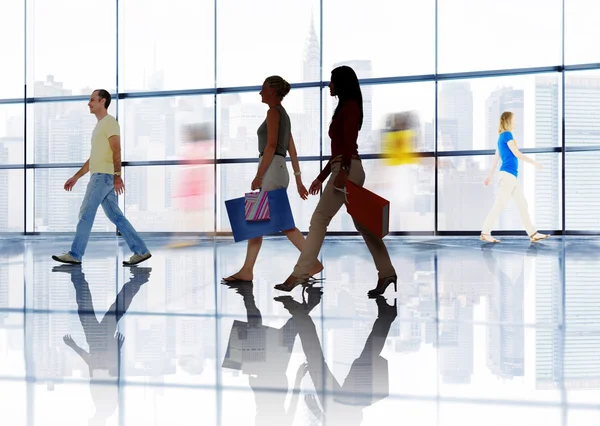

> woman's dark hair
[331,65,363,130]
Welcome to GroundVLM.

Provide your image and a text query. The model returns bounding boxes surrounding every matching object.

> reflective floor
[1,235,600,425]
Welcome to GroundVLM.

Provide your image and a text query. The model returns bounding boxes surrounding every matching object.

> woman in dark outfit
[275,66,397,297]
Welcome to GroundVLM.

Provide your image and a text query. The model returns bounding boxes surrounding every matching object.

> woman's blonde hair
[264,75,291,100]
[498,111,514,134]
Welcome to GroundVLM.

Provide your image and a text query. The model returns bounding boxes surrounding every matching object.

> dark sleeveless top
[257,104,290,157]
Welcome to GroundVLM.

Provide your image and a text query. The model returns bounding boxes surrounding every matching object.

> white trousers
[481,171,536,236]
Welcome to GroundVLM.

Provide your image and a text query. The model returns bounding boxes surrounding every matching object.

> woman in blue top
[480,111,549,243]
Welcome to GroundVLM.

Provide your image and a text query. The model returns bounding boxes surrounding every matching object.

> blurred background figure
[169,122,214,248]
[381,110,420,166]
[367,111,422,198]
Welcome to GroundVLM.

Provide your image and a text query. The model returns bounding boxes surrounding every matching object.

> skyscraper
[439,82,473,151]
[534,76,560,230]
[33,75,72,231]
[534,74,600,231]
[301,13,321,156]
[486,255,525,379]
[564,75,600,229]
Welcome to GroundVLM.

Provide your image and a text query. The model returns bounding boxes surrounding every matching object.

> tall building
[534,255,600,390]
[534,75,600,231]
[486,255,525,379]
[33,75,72,231]
[46,108,99,231]
[564,75,600,229]
[302,13,321,156]
[534,76,560,230]
[439,82,473,151]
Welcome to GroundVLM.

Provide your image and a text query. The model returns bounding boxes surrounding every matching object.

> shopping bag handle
[334,186,349,204]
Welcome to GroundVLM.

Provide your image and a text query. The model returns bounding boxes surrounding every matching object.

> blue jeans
[69,173,149,261]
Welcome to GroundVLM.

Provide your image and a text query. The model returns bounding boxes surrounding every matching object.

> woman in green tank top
[222,76,324,284]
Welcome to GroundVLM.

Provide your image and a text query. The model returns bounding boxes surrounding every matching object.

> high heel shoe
[367,275,397,298]
[375,296,398,319]
[274,275,313,292]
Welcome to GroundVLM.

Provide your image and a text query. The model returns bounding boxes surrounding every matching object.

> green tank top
[257,104,290,157]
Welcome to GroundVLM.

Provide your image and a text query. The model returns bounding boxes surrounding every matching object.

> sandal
[529,232,549,243]
[221,274,252,284]
[480,233,500,243]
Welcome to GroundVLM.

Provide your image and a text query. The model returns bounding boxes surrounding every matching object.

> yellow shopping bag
[382,129,418,166]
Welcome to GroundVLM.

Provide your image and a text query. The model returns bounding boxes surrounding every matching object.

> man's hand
[64,176,78,191]
[63,334,76,347]
[114,176,125,195]
[116,332,125,348]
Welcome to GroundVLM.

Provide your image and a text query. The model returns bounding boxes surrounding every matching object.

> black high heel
[367,275,397,298]
[274,275,313,292]
[375,296,398,318]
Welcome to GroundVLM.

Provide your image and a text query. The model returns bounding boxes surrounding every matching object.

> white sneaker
[123,252,152,266]
[52,253,81,265]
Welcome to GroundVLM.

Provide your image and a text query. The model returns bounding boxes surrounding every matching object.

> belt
[331,154,361,162]
[259,152,286,158]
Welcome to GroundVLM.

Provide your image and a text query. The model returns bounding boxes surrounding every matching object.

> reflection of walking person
[275,66,396,297]
[222,76,322,283]
[222,283,314,425]
[52,89,151,266]
[480,112,549,244]
[54,265,150,426]
[276,294,396,425]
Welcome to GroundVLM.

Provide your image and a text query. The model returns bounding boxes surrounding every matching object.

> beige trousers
[293,158,396,279]
[482,171,537,236]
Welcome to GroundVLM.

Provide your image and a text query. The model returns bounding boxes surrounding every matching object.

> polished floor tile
[1,235,599,425]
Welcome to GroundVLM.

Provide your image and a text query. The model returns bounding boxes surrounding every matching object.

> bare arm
[255,108,279,181]
[63,335,91,364]
[109,135,125,193]
[288,133,302,184]
[487,149,500,178]
[109,135,122,174]
[73,159,90,179]
[316,160,332,183]
[507,140,539,166]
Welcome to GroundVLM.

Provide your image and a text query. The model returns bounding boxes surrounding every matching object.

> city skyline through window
[1,0,599,233]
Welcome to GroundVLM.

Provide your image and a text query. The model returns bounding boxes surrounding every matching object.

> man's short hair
[95,89,111,109]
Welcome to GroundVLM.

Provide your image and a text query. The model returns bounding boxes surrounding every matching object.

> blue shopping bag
[225,187,296,242]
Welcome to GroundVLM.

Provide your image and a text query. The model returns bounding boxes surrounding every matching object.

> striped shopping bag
[244,191,270,221]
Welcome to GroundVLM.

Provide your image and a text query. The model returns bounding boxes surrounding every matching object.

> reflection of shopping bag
[382,130,418,166]
[222,320,294,376]
[225,188,295,242]
[222,320,267,371]
[345,181,390,239]
[244,191,270,221]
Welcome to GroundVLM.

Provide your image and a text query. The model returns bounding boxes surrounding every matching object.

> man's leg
[66,174,112,262]
[101,186,151,264]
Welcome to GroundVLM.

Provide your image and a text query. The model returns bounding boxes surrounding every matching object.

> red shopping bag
[345,181,390,239]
